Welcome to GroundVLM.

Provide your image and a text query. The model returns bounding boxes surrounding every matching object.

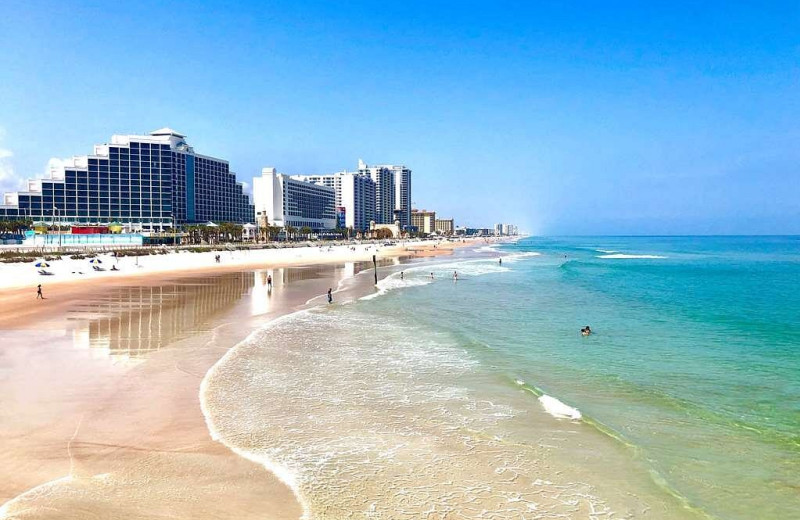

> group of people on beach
[424,270,460,281]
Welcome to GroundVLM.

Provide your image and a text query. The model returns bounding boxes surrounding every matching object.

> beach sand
[0,240,474,519]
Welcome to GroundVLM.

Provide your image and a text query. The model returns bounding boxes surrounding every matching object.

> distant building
[252,168,335,231]
[358,160,411,228]
[0,128,253,229]
[293,171,375,231]
[494,223,519,236]
[503,224,519,236]
[411,209,436,234]
[435,218,454,235]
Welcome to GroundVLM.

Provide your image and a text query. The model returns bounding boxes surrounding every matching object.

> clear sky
[1,1,798,234]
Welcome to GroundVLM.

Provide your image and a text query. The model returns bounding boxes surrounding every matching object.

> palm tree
[285,225,296,241]
[300,226,312,239]
[269,226,281,241]
[218,222,234,243]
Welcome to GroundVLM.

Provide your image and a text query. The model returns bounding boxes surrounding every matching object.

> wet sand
[0,254,420,519]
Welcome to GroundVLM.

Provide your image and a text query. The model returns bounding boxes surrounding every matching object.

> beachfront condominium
[293,172,376,231]
[411,209,436,234]
[501,223,518,236]
[252,168,336,231]
[357,160,411,228]
[435,218,455,235]
[493,223,518,236]
[0,128,253,229]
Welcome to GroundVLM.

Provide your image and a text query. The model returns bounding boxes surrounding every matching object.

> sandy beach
[0,239,478,519]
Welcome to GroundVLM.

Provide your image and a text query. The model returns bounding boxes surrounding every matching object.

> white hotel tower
[252,168,336,230]
[293,171,376,232]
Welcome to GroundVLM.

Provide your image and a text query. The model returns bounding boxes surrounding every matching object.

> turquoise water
[203,237,799,518]
[373,236,799,519]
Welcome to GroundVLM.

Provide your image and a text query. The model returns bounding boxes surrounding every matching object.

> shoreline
[197,243,702,519]
[0,239,474,293]
[0,239,488,329]
[0,239,477,518]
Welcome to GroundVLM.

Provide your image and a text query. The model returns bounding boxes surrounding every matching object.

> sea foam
[538,395,583,420]
[501,251,541,262]
[360,256,517,301]
[597,254,667,259]
[360,272,431,301]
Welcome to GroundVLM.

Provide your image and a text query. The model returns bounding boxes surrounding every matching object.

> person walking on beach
[36,284,44,299]
[267,274,272,290]
[327,288,333,304]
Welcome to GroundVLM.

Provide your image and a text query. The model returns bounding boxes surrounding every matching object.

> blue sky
[1,1,798,234]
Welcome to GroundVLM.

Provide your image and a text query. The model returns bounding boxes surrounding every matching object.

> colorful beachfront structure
[0,128,254,230]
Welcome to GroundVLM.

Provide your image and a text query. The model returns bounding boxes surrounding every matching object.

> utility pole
[373,254,378,285]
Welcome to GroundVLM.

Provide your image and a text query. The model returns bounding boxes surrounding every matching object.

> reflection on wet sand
[67,273,255,360]
[1,261,380,519]
[62,262,383,361]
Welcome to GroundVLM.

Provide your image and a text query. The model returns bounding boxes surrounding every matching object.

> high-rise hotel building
[0,128,253,228]
[253,168,336,230]
[411,209,437,234]
[293,172,376,231]
[357,160,411,228]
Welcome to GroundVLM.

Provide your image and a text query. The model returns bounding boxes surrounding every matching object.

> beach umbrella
[35,261,50,268]
[89,258,102,264]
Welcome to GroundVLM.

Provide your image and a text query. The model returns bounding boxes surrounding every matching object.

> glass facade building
[0,128,253,228]
[357,160,411,228]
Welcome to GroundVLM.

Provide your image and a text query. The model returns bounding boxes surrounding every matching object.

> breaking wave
[200,306,617,518]
[598,253,667,259]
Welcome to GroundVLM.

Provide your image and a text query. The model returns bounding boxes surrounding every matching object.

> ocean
[202,236,799,519]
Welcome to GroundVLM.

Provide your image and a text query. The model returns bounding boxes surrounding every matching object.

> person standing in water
[499,258,502,265]
[327,288,333,304]
[36,284,44,299]
[400,271,404,280]
[430,272,435,280]
[453,270,458,281]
